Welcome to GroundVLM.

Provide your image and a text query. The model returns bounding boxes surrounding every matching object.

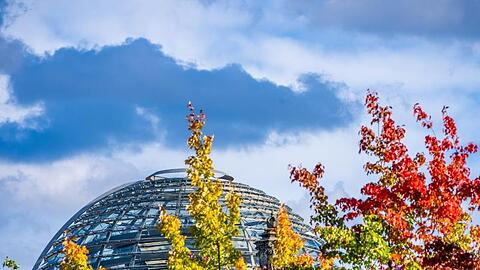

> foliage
[60,236,105,270]
[2,257,19,270]
[158,102,245,270]
[271,205,314,269]
[158,209,204,270]
[290,166,391,269]
[234,256,247,270]
[290,91,480,269]
[60,236,91,270]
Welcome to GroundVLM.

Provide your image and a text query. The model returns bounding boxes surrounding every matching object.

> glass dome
[33,169,321,269]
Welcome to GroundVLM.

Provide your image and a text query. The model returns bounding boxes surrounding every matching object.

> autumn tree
[271,204,314,270]
[158,102,245,270]
[60,236,105,270]
[291,91,480,269]
[290,165,391,269]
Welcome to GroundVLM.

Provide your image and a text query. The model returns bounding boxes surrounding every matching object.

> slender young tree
[158,102,245,270]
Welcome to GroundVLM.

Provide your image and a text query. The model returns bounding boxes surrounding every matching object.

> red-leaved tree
[291,91,480,269]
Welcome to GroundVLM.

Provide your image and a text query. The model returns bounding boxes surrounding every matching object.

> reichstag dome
[33,169,321,269]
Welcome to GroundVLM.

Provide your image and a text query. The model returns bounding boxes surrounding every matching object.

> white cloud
[2,0,251,61]
[3,0,480,95]
[0,122,367,268]
[2,1,480,268]
[0,74,43,127]
[2,93,480,269]
[0,154,140,268]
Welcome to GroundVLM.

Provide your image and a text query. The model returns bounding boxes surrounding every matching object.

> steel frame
[33,169,321,270]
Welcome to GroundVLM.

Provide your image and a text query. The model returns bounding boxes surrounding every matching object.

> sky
[1,0,480,268]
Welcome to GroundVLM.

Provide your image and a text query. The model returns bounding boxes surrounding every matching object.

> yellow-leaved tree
[158,102,245,270]
[272,205,314,270]
[60,236,105,270]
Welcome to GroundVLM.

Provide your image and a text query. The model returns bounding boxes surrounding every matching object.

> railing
[145,168,233,181]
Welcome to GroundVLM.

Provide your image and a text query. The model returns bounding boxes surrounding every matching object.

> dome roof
[33,169,321,269]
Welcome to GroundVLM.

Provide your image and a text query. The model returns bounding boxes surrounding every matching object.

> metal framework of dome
[33,169,321,269]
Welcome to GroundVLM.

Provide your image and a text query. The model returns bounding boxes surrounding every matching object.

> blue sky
[1,0,480,268]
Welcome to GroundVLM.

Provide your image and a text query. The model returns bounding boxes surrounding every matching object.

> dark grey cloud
[280,0,480,40]
[1,38,354,161]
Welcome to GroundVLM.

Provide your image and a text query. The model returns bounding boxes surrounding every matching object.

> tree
[271,204,314,270]
[2,257,19,270]
[290,165,391,269]
[158,102,245,270]
[60,236,105,270]
[290,91,480,269]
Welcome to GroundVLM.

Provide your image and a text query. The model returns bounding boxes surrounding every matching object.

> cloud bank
[2,0,480,93]
[0,38,353,161]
